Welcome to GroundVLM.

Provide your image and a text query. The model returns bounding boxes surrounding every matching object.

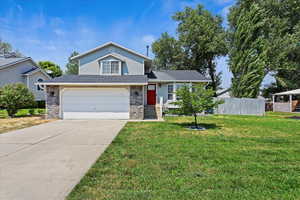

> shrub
[36,101,45,108]
[0,83,35,117]
[28,109,35,115]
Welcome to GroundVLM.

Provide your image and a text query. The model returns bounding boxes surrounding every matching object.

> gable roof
[39,75,148,86]
[0,57,51,79]
[21,67,52,79]
[70,41,152,61]
[97,53,125,62]
[0,57,34,70]
[148,70,211,82]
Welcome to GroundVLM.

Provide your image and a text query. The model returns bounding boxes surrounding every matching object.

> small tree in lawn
[0,83,35,117]
[173,84,223,129]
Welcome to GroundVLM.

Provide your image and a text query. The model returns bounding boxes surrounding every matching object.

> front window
[168,84,174,100]
[176,84,184,100]
[168,83,191,101]
[101,60,121,75]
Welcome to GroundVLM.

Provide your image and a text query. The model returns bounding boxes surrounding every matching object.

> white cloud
[53,29,65,36]
[142,35,155,44]
[50,17,64,27]
[30,11,46,29]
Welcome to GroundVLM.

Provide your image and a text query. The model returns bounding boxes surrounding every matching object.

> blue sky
[0,0,244,88]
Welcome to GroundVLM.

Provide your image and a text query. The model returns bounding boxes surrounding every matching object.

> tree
[0,83,35,117]
[228,0,300,97]
[38,61,63,78]
[173,84,223,129]
[152,32,184,70]
[173,5,228,93]
[65,51,79,75]
[0,38,22,57]
[228,2,267,98]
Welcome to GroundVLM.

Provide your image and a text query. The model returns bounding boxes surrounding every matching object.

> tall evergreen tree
[229,0,300,97]
[65,51,80,75]
[228,3,267,98]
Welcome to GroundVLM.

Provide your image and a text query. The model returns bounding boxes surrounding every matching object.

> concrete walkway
[0,120,126,200]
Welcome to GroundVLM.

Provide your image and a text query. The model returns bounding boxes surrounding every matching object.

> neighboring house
[0,56,51,101]
[40,42,211,120]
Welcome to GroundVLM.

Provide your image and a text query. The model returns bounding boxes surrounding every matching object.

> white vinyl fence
[214,98,265,116]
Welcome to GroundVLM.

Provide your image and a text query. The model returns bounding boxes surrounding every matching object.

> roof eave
[70,42,152,61]
[148,79,212,83]
[36,82,148,86]
[0,57,32,70]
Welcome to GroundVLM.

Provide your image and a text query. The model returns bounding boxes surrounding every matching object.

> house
[272,89,300,112]
[39,42,211,120]
[0,55,51,101]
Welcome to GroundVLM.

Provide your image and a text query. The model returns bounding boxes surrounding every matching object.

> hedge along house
[273,89,300,113]
[38,42,211,120]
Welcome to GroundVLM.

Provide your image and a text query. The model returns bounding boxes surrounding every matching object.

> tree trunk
[194,113,198,128]
[207,57,217,96]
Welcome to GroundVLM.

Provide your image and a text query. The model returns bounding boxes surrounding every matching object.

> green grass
[67,113,300,200]
[0,108,45,118]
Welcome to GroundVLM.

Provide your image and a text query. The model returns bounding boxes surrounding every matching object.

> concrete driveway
[0,120,126,200]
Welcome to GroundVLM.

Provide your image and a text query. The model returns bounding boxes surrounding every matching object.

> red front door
[147,84,156,105]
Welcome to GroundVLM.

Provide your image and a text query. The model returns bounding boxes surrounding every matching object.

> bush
[36,101,46,108]
[0,83,35,117]
[28,109,35,115]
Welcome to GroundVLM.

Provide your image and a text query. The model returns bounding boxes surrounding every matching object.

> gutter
[35,82,148,86]
[148,80,212,83]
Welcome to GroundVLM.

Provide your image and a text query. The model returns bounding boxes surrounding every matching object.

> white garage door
[62,87,129,119]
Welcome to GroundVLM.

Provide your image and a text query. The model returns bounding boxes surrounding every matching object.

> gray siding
[78,45,145,75]
[27,71,49,101]
[0,61,49,101]
[157,83,168,104]
[156,83,187,104]
[0,60,33,87]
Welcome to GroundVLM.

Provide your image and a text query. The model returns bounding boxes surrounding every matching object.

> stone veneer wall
[46,85,60,119]
[130,86,144,119]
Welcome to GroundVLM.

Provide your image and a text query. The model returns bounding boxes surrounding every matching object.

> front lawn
[68,113,300,200]
[0,109,52,134]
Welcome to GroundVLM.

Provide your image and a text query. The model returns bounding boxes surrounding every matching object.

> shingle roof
[22,67,39,75]
[0,57,32,69]
[41,75,148,85]
[148,70,211,82]
[71,42,151,61]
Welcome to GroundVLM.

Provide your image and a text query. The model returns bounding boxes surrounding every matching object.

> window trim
[167,84,174,100]
[100,60,122,75]
[167,82,193,101]
[37,78,44,91]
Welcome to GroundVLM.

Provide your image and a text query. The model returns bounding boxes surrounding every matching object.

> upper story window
[100,60,121,75]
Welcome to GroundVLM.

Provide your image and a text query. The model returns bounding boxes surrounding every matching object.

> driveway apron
[0,120,126,200]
